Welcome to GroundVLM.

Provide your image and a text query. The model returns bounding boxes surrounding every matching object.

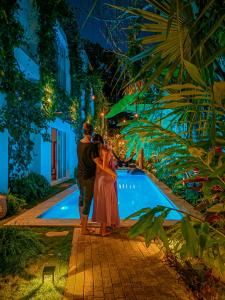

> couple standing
[77,122,120,235]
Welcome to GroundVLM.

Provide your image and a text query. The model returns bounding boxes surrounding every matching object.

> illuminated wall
[1,0,77,186]
[30,118,77,183]
[0,93,8,194]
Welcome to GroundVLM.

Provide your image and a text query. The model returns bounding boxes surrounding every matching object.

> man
[77,122,97,234]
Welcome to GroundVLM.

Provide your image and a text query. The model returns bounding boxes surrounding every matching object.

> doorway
[51,128,67,181]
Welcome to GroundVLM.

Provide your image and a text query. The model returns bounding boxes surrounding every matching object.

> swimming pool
[39,170,182,220]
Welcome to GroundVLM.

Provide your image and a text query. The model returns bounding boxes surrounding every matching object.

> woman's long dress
[92,157,120,227]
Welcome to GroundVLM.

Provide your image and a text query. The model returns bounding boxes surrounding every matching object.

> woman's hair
[92,133,104,144]
[83,122,93,135]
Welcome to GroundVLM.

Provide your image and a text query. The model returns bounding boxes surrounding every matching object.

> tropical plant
[126,206,225,273]
[6,194,26,216]
[107,0,225,208]
[109,0,225,85]
[107,0,225,277]
[0,226,44,274]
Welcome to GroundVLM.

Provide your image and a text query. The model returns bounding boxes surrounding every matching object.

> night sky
[68,0,136,50]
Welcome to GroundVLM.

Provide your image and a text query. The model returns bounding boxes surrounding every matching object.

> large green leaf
[106,92,142,118]
[181,217,199,257]
[183,60,206,86]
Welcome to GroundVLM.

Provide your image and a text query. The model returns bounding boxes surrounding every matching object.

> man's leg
[77,180,84,222]
[81,177,95,234]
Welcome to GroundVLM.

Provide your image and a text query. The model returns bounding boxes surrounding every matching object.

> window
[55,23,71,94]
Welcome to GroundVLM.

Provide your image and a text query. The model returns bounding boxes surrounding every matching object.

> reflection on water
[118,184,136,189]
[40,170,182,220]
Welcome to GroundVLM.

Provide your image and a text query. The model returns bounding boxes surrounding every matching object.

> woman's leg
[101,222,111,236]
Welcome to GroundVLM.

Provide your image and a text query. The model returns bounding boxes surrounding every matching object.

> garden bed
[0,227,73,300]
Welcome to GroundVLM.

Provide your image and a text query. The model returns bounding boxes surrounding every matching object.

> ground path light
[42,265,56,284]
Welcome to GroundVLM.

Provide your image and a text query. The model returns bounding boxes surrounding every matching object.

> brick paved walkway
[64,228,194,300]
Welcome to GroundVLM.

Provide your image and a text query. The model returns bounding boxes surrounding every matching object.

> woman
[92,134,120,236]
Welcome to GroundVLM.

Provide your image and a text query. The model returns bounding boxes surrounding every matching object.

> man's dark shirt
[77,142,98,180]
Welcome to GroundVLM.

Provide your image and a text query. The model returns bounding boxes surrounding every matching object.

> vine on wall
[0,0,48,178]
[0,0,85,179]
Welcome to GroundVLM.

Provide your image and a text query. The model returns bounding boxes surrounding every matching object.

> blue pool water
[39,170,182,220]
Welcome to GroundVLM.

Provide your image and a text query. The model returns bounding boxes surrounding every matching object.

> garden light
[42,265,56,284]
[91,95,96,100]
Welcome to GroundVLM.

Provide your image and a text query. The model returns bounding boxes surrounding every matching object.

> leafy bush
[154,164,201,206]
[127,206,225,274]
[10,173,50,203]
[6,194,26,216]
[0,226,45,274]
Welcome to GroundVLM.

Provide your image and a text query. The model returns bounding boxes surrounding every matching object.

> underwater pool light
[61,206,68,210]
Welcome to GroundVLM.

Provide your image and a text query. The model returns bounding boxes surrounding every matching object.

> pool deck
[5,171,202,227]
[4,173,200,299]
[63,227,194,300]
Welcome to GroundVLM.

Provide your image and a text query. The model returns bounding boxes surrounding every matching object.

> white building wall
[81,89,86,121]
[16,0,39,58]
[90,88,95,117]
[14,47,40,81]
[0,93,8,194]
[30,118,77,183]
[0,0,78,187]
[14,1,76,184]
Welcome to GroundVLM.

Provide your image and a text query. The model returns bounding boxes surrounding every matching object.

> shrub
[10,173,51,203]
[0,226,45,274]
[154,163,201,206]
[6,194,26,216]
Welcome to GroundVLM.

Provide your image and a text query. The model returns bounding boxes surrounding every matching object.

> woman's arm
[93,157,117,181]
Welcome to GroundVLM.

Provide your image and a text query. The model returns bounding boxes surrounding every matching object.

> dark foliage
[6,194,26,216]
[10,173,50,202]
[0,227,45,275]
[166,252,225,300]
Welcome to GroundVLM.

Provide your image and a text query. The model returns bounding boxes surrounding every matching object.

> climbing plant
[0,0,86,179]
[0,0,48,178]
[36,0,85,129]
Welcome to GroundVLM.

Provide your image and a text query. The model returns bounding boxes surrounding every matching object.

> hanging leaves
[127,205,225,273]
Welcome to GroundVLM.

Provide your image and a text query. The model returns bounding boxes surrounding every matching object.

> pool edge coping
[4,170,203,227]
[145,170,203,221]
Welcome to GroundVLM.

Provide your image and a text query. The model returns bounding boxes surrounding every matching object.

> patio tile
[63,228,194,300]
[45,230,69,237]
